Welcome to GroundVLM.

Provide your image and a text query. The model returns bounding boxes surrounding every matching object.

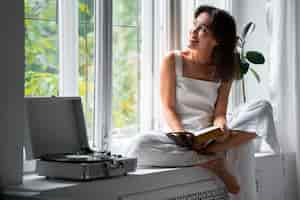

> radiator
[120,179,228,200]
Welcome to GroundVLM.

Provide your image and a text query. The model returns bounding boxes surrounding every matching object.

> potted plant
[236,22,266,103]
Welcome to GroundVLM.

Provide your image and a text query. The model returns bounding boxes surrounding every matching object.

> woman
[160,5,254,194]
[127,5,279,197]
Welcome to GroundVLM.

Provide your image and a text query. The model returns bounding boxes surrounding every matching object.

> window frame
[110,0,157,154]
[94,0,113,150]
[139,0,155,132]
[58,0,79,96]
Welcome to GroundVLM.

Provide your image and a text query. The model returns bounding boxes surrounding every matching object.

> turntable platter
[40,153,113,163]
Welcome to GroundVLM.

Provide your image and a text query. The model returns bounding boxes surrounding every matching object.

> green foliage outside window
[112,0,139,129]
[78,0,95,138]
[24,0,140,134]
[24,0,58,96]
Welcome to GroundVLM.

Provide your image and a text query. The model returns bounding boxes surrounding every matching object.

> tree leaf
[249,68,261,83]
[246,51,265,64]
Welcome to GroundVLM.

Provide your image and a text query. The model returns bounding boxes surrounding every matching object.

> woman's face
[188,12,218,51]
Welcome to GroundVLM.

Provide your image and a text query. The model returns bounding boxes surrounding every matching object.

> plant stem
[242,78,246,103]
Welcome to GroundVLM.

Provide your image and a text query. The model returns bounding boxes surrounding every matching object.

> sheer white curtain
[153,0,182,130]
[268,0,299,198]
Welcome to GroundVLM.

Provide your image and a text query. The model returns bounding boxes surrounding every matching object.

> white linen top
[162,51,221,133]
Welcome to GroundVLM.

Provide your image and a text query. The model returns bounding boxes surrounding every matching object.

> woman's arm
[213,80,233,131]
[160,52,184,132]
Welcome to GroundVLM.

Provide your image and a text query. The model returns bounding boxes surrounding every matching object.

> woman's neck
[188,48,213,65]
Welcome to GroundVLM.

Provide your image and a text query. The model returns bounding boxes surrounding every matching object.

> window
[24,0,96,143]
[24,0,59,96]
[110,0,156,153]
[111,0,140,136]
[24,0,96,171]
[24,0,153,156]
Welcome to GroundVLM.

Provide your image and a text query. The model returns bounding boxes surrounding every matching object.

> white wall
[295,1,300,199]
[234,1,299,199]
[0,1,24,187]
[233,0,271,102]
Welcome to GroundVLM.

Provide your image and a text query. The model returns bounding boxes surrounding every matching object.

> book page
[194,126,220,136]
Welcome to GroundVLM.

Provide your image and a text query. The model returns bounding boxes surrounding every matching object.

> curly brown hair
[194,5,239,81]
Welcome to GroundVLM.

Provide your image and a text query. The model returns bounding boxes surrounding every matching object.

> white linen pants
[126,100,279,200]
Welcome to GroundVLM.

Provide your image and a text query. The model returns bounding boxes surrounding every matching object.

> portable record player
[24,96,137,180]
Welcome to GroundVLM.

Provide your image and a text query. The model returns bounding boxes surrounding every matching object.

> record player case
[24,96,137,180]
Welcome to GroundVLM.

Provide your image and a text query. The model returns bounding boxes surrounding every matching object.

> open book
[193,126,224,145]
[166,126,225,148]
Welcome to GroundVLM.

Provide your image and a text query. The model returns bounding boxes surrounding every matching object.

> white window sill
[6,152,279,200]
[4,167,225,200]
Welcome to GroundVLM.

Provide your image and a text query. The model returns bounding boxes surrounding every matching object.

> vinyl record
[40,153,112,163]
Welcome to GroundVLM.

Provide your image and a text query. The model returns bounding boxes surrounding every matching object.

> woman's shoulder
[160,51,181,76]
[180,49,189,56]
[161,52,176,71]
[161,52,177,69]
[163,50,187,63]
[164,51,178,61]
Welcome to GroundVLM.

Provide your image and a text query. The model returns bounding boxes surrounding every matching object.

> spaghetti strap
[174,50,183,77]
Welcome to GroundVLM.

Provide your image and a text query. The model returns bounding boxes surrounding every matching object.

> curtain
[268,0,299,198]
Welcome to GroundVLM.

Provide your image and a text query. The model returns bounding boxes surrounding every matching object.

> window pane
[112,0,140,134]
[25,0,57,20]
[78,0,96,144]
[113,0,139,26]
[24,0,58,96]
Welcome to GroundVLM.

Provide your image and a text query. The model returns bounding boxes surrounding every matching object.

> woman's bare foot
[197,158,240,194]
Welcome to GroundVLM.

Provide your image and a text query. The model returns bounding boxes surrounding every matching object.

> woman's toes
[228,184,240,194]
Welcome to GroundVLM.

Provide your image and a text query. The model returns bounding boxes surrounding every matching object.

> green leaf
[246,51,265,64]
[240,61,249,78]
[249,68,261,83]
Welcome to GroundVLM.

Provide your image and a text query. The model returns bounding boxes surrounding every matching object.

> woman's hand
[166,131,194,148]
[213,116,231,143]
[167,131,209,152]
